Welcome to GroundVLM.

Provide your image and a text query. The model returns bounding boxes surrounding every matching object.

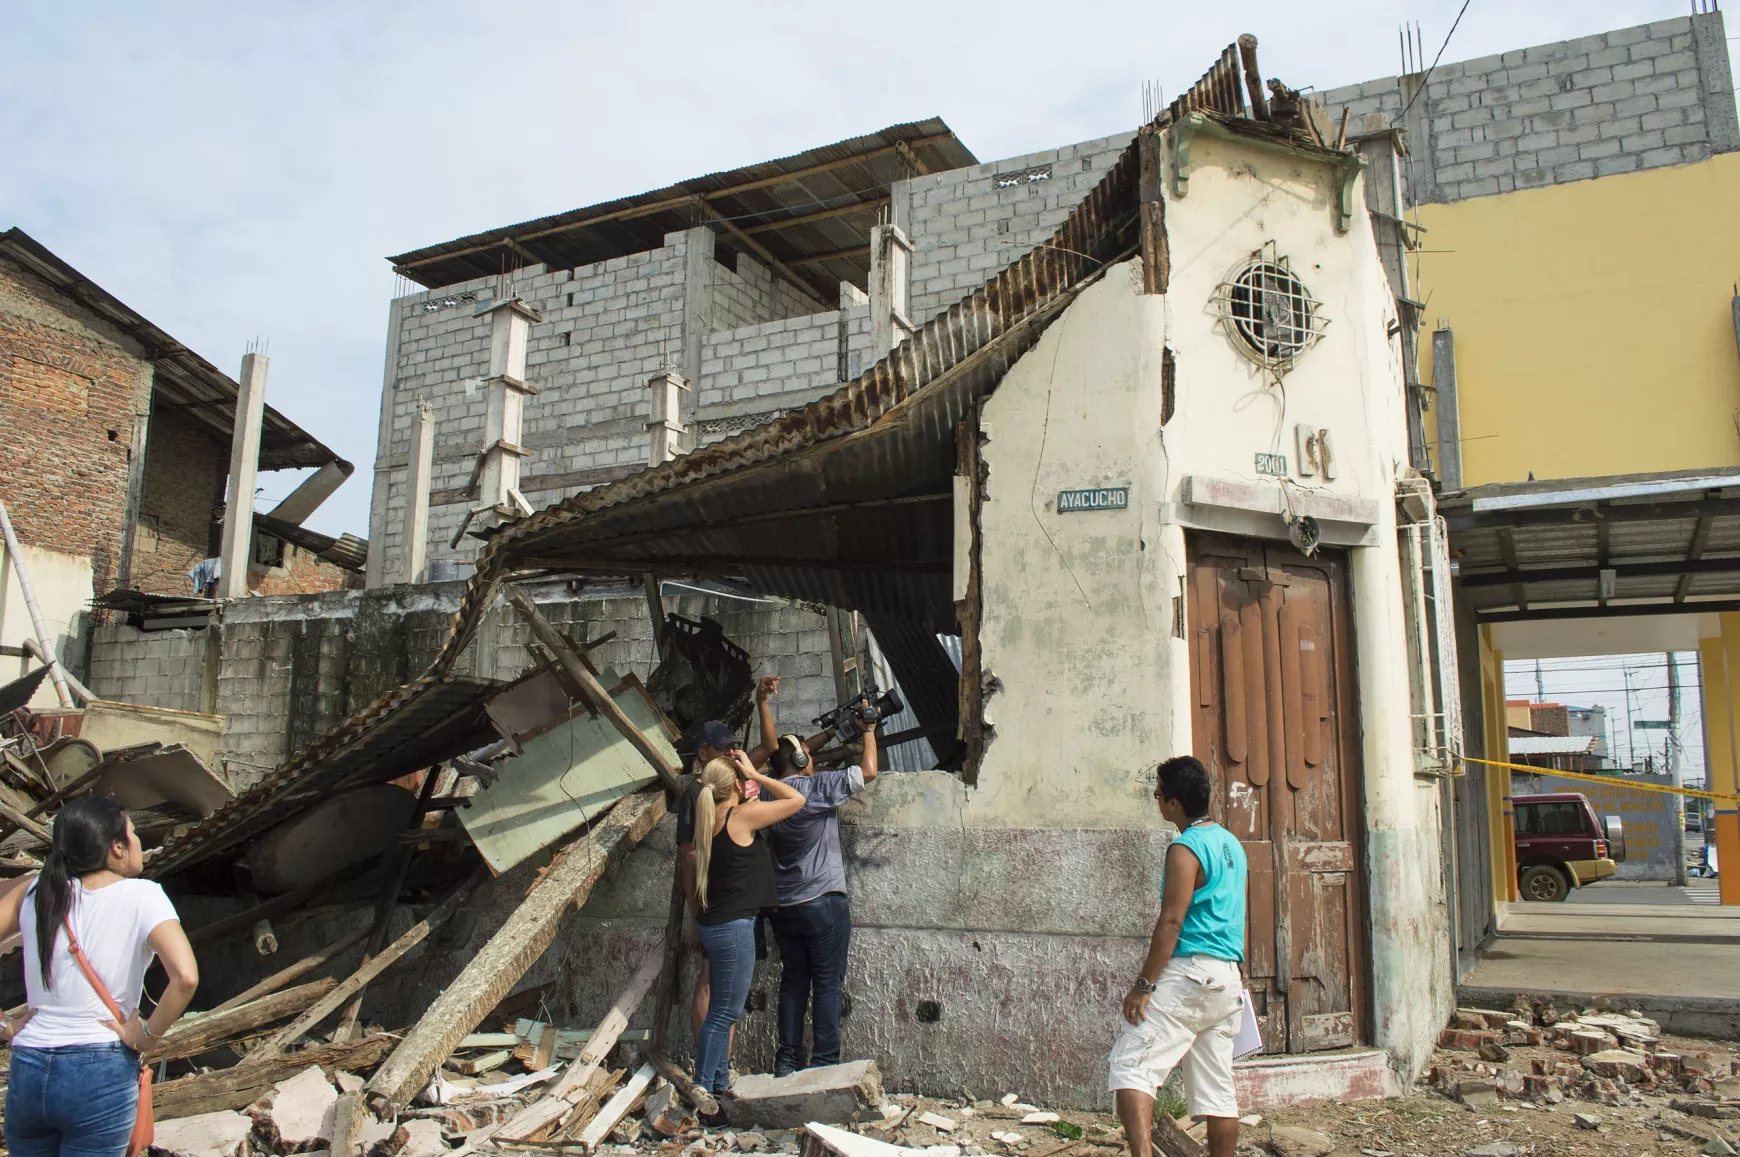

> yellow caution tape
[1461,754,1740,806]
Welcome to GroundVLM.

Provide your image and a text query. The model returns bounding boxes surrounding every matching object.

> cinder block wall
[87,583,839,789]
[86,624,206,713]
[904,133,1134,322]
[1319,12,1739,204]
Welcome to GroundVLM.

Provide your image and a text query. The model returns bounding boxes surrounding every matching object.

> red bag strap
[62,916,126,1024]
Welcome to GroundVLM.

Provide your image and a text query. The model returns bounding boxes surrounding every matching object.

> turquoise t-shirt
[1170,821,1248,962]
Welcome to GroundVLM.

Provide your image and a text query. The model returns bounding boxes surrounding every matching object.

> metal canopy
[0,229,342,471]
[1440,467,1740,623]
[387,120,978,299]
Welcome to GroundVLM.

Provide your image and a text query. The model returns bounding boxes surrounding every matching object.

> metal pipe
[0,499,73,707]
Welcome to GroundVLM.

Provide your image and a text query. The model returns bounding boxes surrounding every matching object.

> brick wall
[132,406,225,596]
[1320,12,1739,204]
[0,258,150,591]
[905,133,1133,322]
[251,545,361,597]
[87,623,206,712]
[705,251,824,332]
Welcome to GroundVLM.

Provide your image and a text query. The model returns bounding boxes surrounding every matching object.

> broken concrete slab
[1262,1126,1335,1157]
[643,1083,694,1138]
[916,1112,957,1133]
[151,1110,254,1157]
[252,1066,338,1151]
[722,1061,883,1130]
[379,1120,448,1157]
[803,1123,919,1157]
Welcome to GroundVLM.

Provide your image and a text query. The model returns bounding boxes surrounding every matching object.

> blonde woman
[692,749,803,1113]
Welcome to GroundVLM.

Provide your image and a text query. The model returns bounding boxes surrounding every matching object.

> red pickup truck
[1513,792,1627,902]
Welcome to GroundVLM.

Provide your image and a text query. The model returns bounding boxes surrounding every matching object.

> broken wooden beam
[153,978,337,1061]
[251,869,483,1059]
[494,940,667,1142]
[504,588,681,794]
[364,789,667,1114]
[329,1090,367,1157]
[646,858,717,1116]
[1151,1114,1206,1157]
[208,926,372,1015]
[154,1035,396,1120]
[575,1063,655,1152]
[0,796,52,845]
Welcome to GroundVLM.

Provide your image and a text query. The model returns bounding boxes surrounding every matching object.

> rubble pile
[1427,997,1740,1153]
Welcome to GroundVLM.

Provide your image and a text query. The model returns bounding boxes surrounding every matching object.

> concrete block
[721,1060,882,1129]
[152,1110,253,1157]
[250,1065,337,1150]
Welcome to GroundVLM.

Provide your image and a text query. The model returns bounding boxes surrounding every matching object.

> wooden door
[1186,532,1369,1054]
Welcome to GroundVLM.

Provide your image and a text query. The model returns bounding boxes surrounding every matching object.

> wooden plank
[1239,600,1269,788]
[1278,600,1306,791]
[208,926,371,1014]
[1218,615,1246,765]
[365,790,666,1114]
[153,1035,395,1120]
[646,854,717,1117]
[496,940,668,1141]
[575,1064,655,1152]
[461,1032,522,1049]
[505,589,681,794]
[153,979,336,1061]
[1151,1114,1206,1157]
[330,1091,367,1157]
[452,1049,513,1075]
[253,870,484,1059]
[742,197,888,235]
[0,796,52,844]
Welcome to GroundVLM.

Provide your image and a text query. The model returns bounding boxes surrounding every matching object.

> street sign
[1634,720,1671,730]
[1057,487,1129,513]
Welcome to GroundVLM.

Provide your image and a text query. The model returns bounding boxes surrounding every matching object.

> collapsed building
[48,36,1474,1118]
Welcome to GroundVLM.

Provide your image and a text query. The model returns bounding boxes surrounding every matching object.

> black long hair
[32,796,129,985]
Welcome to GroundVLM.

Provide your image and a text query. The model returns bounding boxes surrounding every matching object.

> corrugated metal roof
[388,120,978,296]
[1509,735,1599,756]
[1441,467,1740,619]
[0,229,343,472]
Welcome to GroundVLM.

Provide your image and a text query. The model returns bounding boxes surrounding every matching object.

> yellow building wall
[1418,152,1740,487]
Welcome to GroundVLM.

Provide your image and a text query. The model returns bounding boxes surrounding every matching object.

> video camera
[815,686,903,743]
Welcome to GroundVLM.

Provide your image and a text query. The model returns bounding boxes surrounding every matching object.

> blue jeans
[771,892,852,1075]
[7,1043,141,1157]
[693,917,757,1094]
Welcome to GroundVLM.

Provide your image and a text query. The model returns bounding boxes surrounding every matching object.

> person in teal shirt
[1109,756,1248,1157]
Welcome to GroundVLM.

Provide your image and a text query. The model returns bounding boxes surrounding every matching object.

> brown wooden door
[1186,532,1369,1054]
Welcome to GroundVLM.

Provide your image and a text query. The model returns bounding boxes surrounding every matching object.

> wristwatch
[1131,976,1157,994]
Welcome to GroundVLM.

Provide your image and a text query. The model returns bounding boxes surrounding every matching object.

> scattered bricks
[917,1112,959,1132]
[1478,1040,1511,1063]
[1452,1009,1492,1031]
[1439,1029,1487,1050]
[1580,1048,1646,1083]
[152,1110,254,1157]
[1503,1020,1541,1046]
[644,1084,695,1138]
[1574,1112,1603,1131]
[1495,1069,1527,1100]
[1570,1030,1618,1056]
[1672,1100,1740,1121]
[1475,1009,1515,1029]
[722,1062,884,1130]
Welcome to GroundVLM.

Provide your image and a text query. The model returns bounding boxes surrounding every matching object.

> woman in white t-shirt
[0,796,199,1157]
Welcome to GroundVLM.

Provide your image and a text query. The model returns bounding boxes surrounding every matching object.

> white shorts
[1108,955,1243,1119]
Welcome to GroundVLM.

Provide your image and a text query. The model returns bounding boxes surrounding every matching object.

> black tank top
[699,806,776,925]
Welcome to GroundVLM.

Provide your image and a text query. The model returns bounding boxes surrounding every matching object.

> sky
[1,2,1720,538]
[1504,652,1706,784]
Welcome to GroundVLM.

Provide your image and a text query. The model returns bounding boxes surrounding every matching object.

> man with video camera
[757,677,879,1077]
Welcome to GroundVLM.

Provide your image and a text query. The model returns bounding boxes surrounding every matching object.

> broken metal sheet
[460,672,678,875]
[0,666,50,716]
[81,700,224,769]
[247,783,418,893]
[90,744,235,818]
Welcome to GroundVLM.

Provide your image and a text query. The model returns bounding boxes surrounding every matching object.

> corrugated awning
[0,228,343,471]
[388,120,979,299]
[1507,735,1599,756]
[1441,466,1740,623]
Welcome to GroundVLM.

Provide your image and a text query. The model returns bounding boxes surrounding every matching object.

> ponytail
[33,796,128,985]
[692,758,738,912]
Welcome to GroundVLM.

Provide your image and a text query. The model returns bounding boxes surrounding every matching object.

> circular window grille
[1214,247,1327,374]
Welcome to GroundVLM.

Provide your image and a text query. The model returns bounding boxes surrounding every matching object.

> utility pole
[1535,660,1545,703]
[1669,650,1688,885]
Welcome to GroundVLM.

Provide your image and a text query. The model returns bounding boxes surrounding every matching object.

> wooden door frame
[1183,530,1374,1050]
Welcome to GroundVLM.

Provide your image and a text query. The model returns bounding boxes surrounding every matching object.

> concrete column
[218,352,269,600]
[1699,617,1740,904]
[677,227,713,445]
[1432,328,1462,490]
[1484,643,1517,904]
[646,371,688,466]
[477,297,540,513]
[870,224,913,359]
[402,401,435,583]
[366,297,405,589]
[1691,9,1740,155]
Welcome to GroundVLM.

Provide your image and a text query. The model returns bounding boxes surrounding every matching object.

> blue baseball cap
[698,720,737,751]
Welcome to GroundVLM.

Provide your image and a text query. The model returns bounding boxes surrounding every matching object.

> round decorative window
[1214,246,1327,375]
